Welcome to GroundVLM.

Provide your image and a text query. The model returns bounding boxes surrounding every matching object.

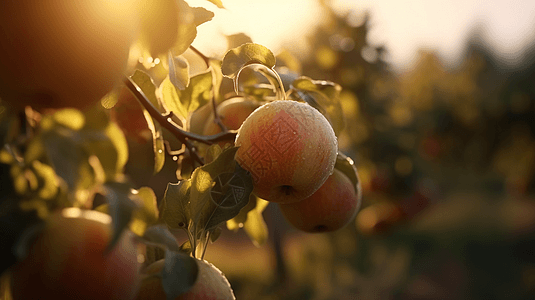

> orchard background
[1,0,535,299]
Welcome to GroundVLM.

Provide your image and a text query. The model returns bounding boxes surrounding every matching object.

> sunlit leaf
[41,125,89,194]
[52,109,85,131]
[159,70,213,122]
[131,70,166,173]
[83,103,110,131]
[105,123,129,175]
[179,240,193,255]
[159,76,188,122]
[160,181,192,230]
[226,33,253,50]
[209,59,224,102]
[205,0,224,8]
[190,147,254,231]
[221,43,276,79]
[161,251,199,299]
[291,76,345,134]
[172,1,214,56]
[335,153,362,203]
[227,195,269,246]
[130,187,159,236]
[276,49,302,73]
[226,194,257,231]
[168,54,190,90]
[31,160,58,200]
[243,197,269,247]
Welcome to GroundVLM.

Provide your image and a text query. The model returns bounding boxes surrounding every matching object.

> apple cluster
[223,99,361,233]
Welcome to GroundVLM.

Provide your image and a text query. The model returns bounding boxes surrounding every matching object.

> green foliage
[130,70,166,174]
[290,76,345,134]
[159,69,213,123]
[160,147,254,256]
[221,43,276,79]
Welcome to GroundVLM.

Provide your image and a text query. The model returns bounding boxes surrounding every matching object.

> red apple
[279,169,361,232]
[235,100,338,203]
[136,258,235,300]
[10,208,141,300]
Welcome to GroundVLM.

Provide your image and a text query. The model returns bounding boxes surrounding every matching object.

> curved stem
[234,63,286,100]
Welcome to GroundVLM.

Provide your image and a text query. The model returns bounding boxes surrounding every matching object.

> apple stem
[234,63,287,100]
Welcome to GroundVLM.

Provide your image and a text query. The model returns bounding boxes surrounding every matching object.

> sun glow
[187,0,322,58]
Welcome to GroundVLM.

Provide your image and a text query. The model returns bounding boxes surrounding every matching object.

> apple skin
[136,258,235,300]
[235,100,338,203]
[203,97,263,145]
[10,208,140,300]
[0,1,139,111]
[279,169,361,232]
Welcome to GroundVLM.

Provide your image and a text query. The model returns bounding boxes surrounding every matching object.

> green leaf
[160,181,192,230]
[159,70,213,122]
[52,109,85,131]
[221,43,276,79]
[83,103,110,131]
[131,70,166,174]
[41,125,93,203]
[335,153,362,202]
[226,194,257,231]
[172,1,214,56]
[168,54,190,90]
[105,123,129,175]
[30,160,58,200]
[160,251,199,299]
[143,225,182,253]
[243,197,269,247]
[227,195,269,247]
[209,59,224,102]
[205,0,224,8]
[189,147,254,231]
[102,181,139,253]
[226,33,253,50]
[159,77,188,122]
[291,76,345,134]
[130,187,159,236]
[81,131,119,182]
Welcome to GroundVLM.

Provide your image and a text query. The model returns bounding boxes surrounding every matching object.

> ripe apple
[235,100,338,203]
[135,258,235,300]
[203,97,263,145]
[0,1,139,111]
[279,169,361,232]
[10,208,140,300]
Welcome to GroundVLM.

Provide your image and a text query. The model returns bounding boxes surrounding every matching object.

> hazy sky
[189,0,535,71]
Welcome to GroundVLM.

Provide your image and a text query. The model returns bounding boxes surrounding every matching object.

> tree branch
[123,77,238,164]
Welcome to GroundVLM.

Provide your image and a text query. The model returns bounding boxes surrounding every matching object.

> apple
[10,208,140,300]
[279,169,361,232]
[135,258,235,300]
[203,97,263,146]
[0,0,139,111]
[235,100,338,203]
